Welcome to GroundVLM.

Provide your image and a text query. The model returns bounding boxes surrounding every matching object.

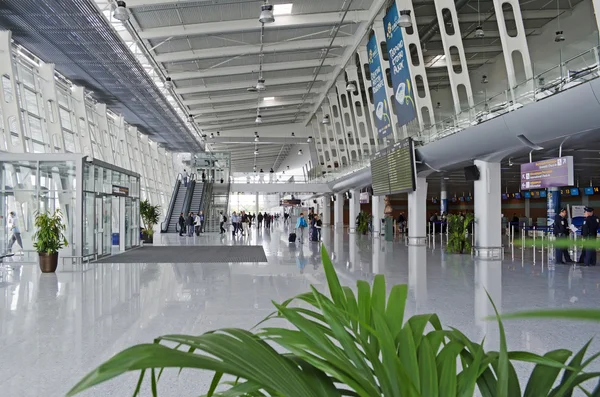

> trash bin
[112,233,119,246]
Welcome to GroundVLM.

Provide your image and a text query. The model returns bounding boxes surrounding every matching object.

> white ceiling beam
[183,89,315,106]
[155,37,354,63]
[191,100,313,116]
[201,116,298,130]
[415,9,568,24]
[169,59,338,81]
[128,0,213,6]
[138,11,370,40]
[176,73,333,95]
[203,123,311,136]
[209,137,308,144]
[195,109,308,124]
[423,45,503,56]
[430,29,540,41]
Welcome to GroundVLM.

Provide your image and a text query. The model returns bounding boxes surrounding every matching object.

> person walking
[199,211,205,233]
[284,212,289,225]
[183,169,189,187]
[231,212,239,236]
[240,211,248,236]
[296,212,308,243]
[219,211,226,234]
[553,207,572,264]
[257,212,263,228]
[582,207,599,266]
[7,211,23,253]
[194,212,201,236]
[187,212,194,237]
[178,212,185,236]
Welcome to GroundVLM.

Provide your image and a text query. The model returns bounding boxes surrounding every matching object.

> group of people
[554,206,599,266]
[294,210,322,243]
[224,211,279,236]
[178,211,205,237]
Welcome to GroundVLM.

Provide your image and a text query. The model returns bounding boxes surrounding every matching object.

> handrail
[160,178,181,233]
[181,179,196,216]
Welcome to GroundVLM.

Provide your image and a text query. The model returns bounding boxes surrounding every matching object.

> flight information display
[387,139,416,194]
[370,138,416,195]
[370,151,391,195]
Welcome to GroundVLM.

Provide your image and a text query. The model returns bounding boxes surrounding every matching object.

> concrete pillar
[255,192,259,216]
[372,195,385,235]
[334,192,344,229]
[474,259,502,340]
[408,245,428,311]
[349,233,358,272]
[349,189,360,233]
[322,195,331,227]
[408,177,428,245]
[473,160,502,259]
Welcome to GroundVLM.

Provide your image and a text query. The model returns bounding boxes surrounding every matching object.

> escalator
[161,175,197,233]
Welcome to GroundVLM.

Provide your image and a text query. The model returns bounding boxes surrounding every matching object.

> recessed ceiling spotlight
[113,1,130,22]
[259,1,275,24]
[164,77,174,90]
[398,10,412,28]
[436,102,441,109]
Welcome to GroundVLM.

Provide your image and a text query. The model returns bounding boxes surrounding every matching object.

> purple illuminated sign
[520,156,574,190]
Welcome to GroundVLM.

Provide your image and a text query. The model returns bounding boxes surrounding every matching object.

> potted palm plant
[33,209,68,273]
[446,213,474,254]
[140,199,160,244]
[356,211,371,235]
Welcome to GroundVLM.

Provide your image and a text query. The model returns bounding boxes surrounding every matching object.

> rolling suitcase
[288,232,297,243]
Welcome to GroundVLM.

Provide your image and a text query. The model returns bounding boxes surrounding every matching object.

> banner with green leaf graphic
[383,3,417,127]
[367,34,392,138]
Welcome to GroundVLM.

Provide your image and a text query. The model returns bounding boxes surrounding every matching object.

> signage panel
[370,150,391,195]
[387,138,416,194]
[383,3,417,128]
[520,156,574,190]
[280,199,301,206]
[359,192,370,204]
[367,34,393,138]
[112,185,129,196]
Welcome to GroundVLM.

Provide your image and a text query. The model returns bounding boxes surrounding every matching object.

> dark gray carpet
[94,246,268,263]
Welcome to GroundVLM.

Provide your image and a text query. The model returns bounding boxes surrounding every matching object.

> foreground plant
[68,246,600,396]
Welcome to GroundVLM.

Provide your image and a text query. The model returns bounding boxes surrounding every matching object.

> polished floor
[1,223,600,396]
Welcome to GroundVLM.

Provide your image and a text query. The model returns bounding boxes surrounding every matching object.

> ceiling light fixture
[256,78,266,91]
[113,1,130,22]
[398,10,412,28]
[422,43,428,53]
[291,132,295,137]
[322,115,331,125]
[270,168,274,173]
[555,30,565,42]
[255,114,263,124]
[254,149,259,155]
[474,25,485,38]
[481,75,488,84]
[307,136,312,143]
[346,82,357,92]
[263,96,275,101]
[254,136,260,142]
[436,102,441,109]
[298,149,303,156]
[259,1,275,24]
[164,77,173,90]
[216,131,220,136]
[287,165,290,170]
[187,114,194,123]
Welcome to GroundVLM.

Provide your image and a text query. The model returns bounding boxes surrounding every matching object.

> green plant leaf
[523,349,572,397]
[418,336,439,397]
[499,309,600,322]
[437,341,463,397]
[320,245,346,309]
[385,284,407,340]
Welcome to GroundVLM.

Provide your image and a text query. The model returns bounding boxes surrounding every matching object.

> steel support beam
[176,74,333,95]
[184,89,314,106]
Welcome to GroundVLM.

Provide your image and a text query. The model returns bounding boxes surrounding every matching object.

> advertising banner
[520,156,574,190]
[383,3,417,127]
[546,189,561,228]
[367,34,393,138]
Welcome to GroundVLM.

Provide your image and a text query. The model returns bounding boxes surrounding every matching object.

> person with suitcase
[295,213,308,243]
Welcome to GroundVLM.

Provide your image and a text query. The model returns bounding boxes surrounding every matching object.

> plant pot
[142,232,154,244]
[38,252,59,273]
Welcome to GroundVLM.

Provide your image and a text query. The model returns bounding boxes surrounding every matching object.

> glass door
[95,196,103,257]
[103,196,112,256]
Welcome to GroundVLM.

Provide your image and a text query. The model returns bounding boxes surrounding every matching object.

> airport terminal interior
[3,0,600,395]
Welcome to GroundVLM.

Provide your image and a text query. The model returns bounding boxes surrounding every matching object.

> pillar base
[349,227,356,233]
[474,246,503,260]
[407,236,427,246]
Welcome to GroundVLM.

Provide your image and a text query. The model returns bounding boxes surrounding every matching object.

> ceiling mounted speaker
[113,1,130,21]
[259,3,275,24]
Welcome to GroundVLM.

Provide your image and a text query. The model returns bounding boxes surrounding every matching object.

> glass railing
[321,45,600,181]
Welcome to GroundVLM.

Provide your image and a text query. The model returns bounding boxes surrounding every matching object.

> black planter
[142,232,154,244]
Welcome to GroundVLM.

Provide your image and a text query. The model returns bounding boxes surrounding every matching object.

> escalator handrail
[181,179,196,216]
[160,178,181,233]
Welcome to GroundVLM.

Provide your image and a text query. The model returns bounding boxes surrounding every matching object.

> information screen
[370,152,391,196]
[388,139,416,194]
[370,138,416,195]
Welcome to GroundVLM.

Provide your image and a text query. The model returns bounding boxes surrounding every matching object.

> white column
[594,0,600,34]
[408,177,428,245]
[334,192,344,229]
[349,189,360,233]
[335,78,359,162]
[432,0,475,114]
[345,65,371,157]
[320,106,340,168]
[327,92,350,166]
[373,20,401,141]
[95,103,111,163]
[71,86,94,157]
[322,195,331,227]
[473,160,502,259]
[39,62,65,153]
[357,45,380,152]
[0,31,26,153]
[408,245,428,311]
[372,195,385,235]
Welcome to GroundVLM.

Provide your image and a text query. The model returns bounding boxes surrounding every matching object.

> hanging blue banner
[367,35,392,138]
[383,3,417,127]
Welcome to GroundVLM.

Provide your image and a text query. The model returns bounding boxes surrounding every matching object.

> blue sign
[367,35,392,138]
[383,3,417,128]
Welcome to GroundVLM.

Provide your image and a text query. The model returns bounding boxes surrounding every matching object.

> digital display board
[520,156,574,190]
[370,151,391,195]
[369,138,416,195]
